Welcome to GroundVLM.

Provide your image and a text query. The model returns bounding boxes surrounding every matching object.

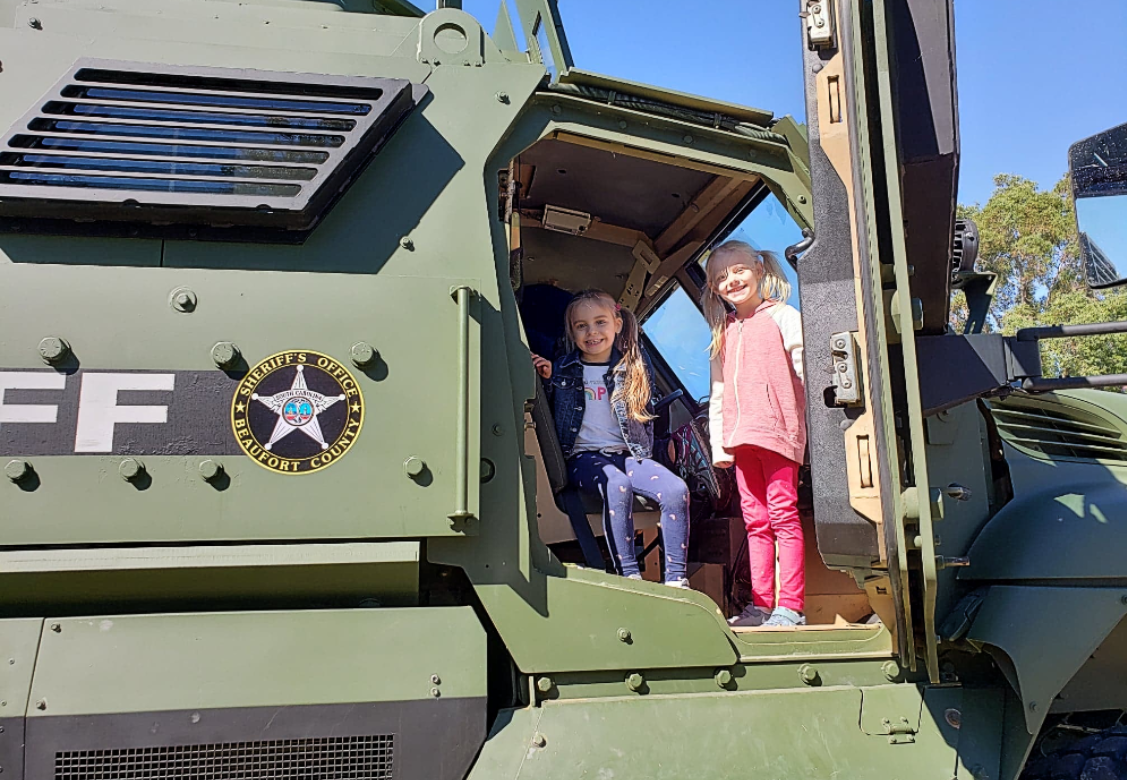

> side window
[641,285,713,403]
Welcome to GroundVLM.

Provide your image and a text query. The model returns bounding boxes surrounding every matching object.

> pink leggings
[734,445,805,612]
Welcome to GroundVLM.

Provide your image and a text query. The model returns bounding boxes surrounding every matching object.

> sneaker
[664,577,691,589]
[763,607,807,627]
[727,604,771,628]
[626,573,643,580]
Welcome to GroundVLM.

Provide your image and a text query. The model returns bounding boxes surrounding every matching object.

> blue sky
[464,0,1127,206]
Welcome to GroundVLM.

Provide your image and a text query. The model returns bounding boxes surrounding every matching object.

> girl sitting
[704,241,807,627]
[532,289,691,587]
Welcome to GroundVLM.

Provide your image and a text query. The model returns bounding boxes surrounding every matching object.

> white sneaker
[626,573,643,580]
[664,577,691,589]
[727,604,771,628]
[763,607,807,627]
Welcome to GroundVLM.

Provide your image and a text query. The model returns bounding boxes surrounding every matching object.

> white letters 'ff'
[75,373,175,453]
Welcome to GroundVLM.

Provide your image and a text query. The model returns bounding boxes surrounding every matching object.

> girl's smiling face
[710,251,764,314]
[569,299,622,363]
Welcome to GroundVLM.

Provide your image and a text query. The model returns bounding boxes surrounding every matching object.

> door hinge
[881,718,917,745]
[831,332,862,405]
[804,1,835,49]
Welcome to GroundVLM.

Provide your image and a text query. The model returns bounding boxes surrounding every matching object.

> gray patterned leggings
[567,451,690,581]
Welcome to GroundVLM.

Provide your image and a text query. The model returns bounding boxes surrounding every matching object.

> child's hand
[531,353,552,379]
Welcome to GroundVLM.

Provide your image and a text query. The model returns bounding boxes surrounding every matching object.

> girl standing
[705,241,807,627]
[532,289,691,587]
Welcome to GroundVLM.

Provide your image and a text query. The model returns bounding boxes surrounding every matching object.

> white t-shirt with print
[572,363,628,454]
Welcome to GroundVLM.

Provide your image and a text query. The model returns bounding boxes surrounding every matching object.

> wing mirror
[1070,122,1127,289]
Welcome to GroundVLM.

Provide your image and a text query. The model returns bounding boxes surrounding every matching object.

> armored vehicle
[1,0,1126,778]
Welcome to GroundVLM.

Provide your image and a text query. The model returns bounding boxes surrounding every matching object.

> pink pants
[734,445,805,612]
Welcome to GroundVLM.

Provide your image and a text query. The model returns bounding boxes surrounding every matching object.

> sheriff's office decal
[232,350,364,474]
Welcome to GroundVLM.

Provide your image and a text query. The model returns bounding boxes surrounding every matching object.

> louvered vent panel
[0,60,423,238]
[55,735,393,780]
[991,401,1127,462]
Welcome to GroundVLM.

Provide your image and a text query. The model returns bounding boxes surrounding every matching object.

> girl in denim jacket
[705,242,807,627]
[531,289,691,587]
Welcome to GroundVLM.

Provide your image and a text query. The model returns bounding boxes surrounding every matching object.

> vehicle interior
[504,132,885,631]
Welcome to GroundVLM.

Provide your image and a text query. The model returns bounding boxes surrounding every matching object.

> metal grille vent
[55,735,394,780]
[991,401,1127,462]
[0,60,423,238]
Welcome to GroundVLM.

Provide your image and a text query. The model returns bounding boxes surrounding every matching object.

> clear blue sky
[463,0,1127,206]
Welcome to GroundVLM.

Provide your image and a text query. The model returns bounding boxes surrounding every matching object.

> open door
[798,0,959,681]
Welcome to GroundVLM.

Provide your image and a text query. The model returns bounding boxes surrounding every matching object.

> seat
[529,377,681,570]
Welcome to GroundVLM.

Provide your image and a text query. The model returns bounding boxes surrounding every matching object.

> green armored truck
[1,0,1126,778]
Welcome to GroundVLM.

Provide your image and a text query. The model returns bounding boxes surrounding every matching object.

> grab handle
[450,285,476,524]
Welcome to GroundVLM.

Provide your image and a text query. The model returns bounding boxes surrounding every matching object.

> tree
[953,174,1127,381]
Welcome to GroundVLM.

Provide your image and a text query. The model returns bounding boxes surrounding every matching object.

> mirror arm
[1016,321,1127,341]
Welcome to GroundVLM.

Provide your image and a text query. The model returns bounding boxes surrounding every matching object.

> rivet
[198,460,222,482]
[798,664,818,684]
[479,458,495,483]
[399,236,414,250]
[350,341,379,368]
[536,676,553,693]
[169,288,197,313]
[119,458,144,482]
[551,104,562,115]
[531,733,546,748]
[683,134,694,144]
[34,699,45,711]
[495,91,510,103]
[617,627,631,642]
[27,17,41,29]
[403,457,426,478]
[4,460,30,483]
[50,623,60,633]
[618,120,628,129]
[798,195,808,204]
[38,336,70,364]
[1120,594,1127,605]
[1028,701,1038,712]
[430,674,441,685]
[881,660,900,681]
[210,341,241,369]
[492,424,505,436]
[430,687,440,698]
[714,669,732,687]
[625,672,644,692]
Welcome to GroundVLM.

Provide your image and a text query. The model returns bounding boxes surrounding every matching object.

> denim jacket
[548,346,658,460]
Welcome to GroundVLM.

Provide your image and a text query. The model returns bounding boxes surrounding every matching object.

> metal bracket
[830,332,862,405]
[804,1,835,49]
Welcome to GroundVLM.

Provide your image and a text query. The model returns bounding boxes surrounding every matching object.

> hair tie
[615,303,621,311]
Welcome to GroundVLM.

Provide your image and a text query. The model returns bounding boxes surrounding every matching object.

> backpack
[668,410,736,515]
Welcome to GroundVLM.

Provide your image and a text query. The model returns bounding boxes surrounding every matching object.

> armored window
[0,60,425,241]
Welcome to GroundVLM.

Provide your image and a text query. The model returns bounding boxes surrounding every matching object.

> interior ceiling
[519,139,714,238]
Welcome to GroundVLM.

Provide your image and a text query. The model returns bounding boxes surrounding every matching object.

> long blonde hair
[564,289,653,422]
[703,240,791,358]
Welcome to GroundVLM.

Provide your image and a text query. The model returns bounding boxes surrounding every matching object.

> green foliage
[954,174,1127,381]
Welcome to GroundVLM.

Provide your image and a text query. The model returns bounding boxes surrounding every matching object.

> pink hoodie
[708,300,806,465]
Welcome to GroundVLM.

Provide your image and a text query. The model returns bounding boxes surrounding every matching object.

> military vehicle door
[799,0,959,680]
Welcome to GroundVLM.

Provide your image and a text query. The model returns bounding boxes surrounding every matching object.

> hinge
[881,718,917,745]
[831,332,862,405]
[804,1,835,49]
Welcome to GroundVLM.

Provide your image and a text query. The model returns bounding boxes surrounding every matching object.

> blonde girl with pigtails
[530,289,691,587]
[704,241,808,627]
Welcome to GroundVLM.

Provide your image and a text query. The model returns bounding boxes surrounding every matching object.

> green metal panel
[966,586,1127,735]
[27,607,486,716]
[0,619,42,718]
[0,543,420,611]
[1,268,481,543]
[470,683,984,780]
